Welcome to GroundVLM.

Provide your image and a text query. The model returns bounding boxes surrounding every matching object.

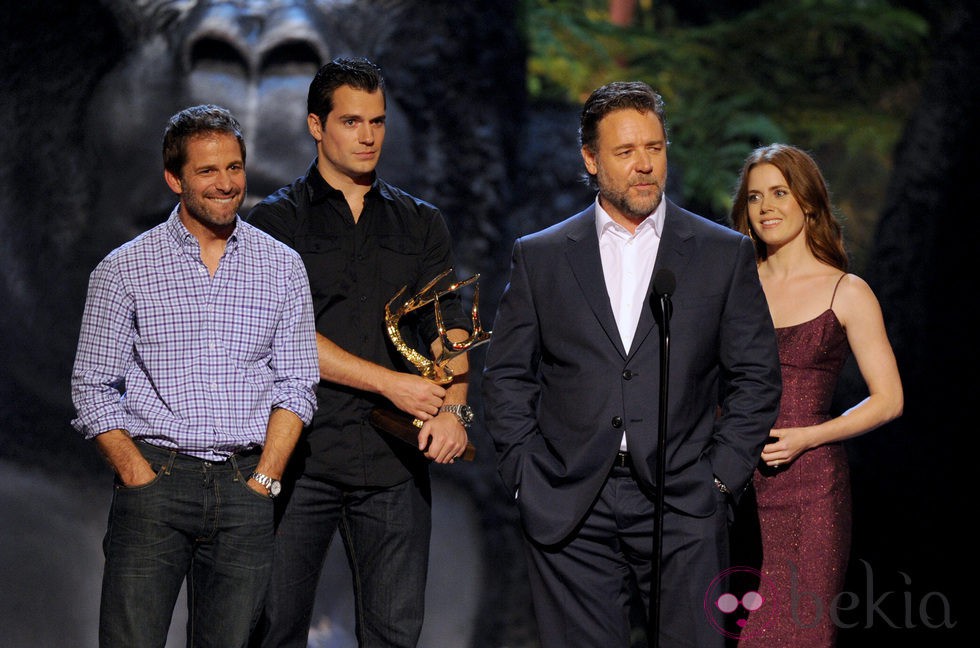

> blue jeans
[253,471,432,648]
[99,442,274,648]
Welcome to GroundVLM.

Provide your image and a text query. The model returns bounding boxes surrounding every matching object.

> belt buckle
[616,451,630,468]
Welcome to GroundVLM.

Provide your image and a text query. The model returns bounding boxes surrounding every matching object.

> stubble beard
[181,188,244,231]
[598,170,667,223]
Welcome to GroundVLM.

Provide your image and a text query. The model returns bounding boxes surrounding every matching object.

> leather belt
[615,451,632,468]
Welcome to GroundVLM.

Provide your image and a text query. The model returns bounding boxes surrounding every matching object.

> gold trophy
[369,268,491,461]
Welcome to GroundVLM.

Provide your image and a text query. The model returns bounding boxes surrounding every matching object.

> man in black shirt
[247,56,473,648]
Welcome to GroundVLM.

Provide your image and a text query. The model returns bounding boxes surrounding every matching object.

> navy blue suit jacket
[482,201,781,546]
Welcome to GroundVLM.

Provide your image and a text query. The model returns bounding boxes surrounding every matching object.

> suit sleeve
[707,235,781,498]
[481,238,548,495]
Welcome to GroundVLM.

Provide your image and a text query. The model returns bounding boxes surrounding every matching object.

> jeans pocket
[236,468,274,501]
[114,463,166,492]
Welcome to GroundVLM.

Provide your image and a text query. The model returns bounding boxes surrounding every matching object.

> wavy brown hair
[730,143,848,271]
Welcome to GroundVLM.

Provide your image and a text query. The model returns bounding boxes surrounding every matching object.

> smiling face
[746,163,808,252]
[164,132,246,237]
[581,108,668,230]
[309,85,387,187]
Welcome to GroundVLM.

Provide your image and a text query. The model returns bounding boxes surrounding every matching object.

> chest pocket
[377,234,424,294]
[293,236,346,299]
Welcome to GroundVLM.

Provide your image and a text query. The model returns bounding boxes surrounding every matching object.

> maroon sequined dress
[738,307,851,647]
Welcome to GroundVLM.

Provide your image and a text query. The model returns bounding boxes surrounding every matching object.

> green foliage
[522,0,929,221]
[521,0,634,102]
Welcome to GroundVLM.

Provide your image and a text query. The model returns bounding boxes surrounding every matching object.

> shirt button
[611,416,623,428]
[360,295,367,302]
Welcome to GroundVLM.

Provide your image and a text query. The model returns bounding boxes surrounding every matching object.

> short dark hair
[162,104,246,177]
[307,56,386,121]
[579,81,668,154]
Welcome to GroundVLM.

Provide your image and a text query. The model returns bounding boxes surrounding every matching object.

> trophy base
[369,408,476,461]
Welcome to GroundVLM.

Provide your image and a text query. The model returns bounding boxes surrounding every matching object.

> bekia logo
[703,561,956,640]
[703,566,771,640]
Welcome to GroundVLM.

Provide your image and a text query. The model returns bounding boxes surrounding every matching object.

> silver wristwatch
[250,472,281,498]
[440,404,474,428]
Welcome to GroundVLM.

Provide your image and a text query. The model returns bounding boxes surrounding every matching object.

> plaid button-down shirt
[71,208,318,461]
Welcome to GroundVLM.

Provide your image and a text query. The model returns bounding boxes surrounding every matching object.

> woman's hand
[760,427,815,468]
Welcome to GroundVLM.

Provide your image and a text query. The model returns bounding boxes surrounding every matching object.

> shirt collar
[594,193,666,240]
[307,157,381,204]
[165,205,242,250]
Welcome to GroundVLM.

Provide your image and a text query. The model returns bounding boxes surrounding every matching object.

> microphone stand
[648,271,673,648]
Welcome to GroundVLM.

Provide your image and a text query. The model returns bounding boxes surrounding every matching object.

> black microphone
[648,266,675,648]
[651,268,675,324]
[653,268,675,297]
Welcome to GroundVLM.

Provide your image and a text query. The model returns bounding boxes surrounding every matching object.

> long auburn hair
[730,143,848,271]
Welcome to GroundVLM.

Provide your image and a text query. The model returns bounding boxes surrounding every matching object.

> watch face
[444,404,473,425]
[269,481,282,497]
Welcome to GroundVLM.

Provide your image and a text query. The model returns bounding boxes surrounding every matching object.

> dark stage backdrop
[1,2,972,646]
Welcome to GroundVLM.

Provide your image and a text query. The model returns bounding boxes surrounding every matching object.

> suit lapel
[628,201,695,358]
[564,208,628,359]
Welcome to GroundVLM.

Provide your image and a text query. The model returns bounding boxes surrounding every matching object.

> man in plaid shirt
[70,104,319,647]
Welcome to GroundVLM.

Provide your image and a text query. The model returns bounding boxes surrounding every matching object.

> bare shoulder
[832,273,884,324]
[836,273,877,300]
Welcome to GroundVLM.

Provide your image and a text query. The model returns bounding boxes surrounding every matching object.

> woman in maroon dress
[729,144,904,646]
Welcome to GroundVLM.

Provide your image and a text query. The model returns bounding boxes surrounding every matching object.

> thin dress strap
[829,273,847,309]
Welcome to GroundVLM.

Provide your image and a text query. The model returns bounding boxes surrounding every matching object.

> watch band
[250,471,280,497]
[440,403,474,427]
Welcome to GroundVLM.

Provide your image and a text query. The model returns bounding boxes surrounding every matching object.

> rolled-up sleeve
[269,254,319,425]
[70,257,135,439]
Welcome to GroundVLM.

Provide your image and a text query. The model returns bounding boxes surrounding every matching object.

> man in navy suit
[482,81,781,647]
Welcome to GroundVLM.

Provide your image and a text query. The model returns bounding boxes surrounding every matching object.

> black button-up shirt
[247,160,470,486]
